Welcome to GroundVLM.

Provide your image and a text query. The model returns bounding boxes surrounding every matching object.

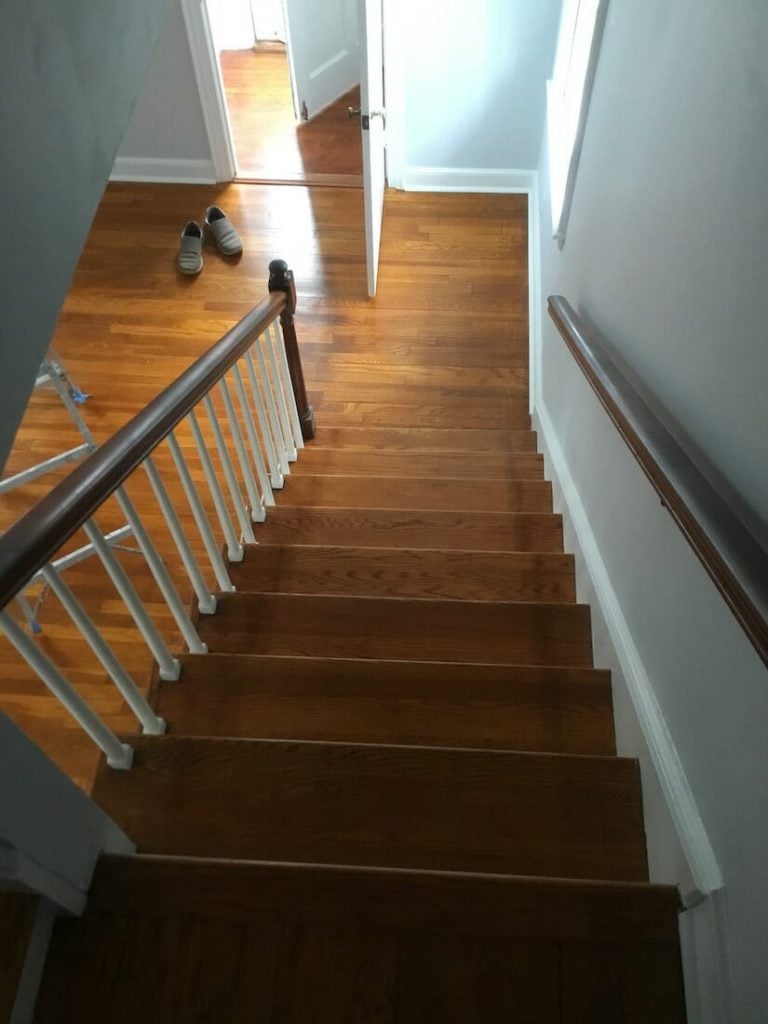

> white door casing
[282,0,360,120]
[359,0,386,296]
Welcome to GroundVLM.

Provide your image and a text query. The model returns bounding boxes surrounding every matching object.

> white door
[282,0,360,120]
[359,0,385,296]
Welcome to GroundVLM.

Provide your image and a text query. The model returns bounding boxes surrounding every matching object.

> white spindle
[41,565,166,736]
[246,348,286,483]
[0,610,134,769]
[143,457,217,614]
[115,487,207,654]
[188,409,244,562]
[202,395,256,543]
[271,319,305,451]
[231,363,275,506]
[166,433,235,590]
[83,519,181,682]
[264,324,297,462]
[248,346,289,481]
[218,377,265,522]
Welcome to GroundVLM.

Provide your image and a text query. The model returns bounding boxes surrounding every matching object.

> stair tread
[315,400,531,429]
[277,475,553,512]
[198,592,593,666]
[157,654,615,754]
[258,506,564,551]
[91,736,647,881]
[90,853,681,943]
[230,544,576,603]
[292,449,544,479]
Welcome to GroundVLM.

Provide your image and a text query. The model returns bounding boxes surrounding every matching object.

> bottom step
[37,855,686,1023]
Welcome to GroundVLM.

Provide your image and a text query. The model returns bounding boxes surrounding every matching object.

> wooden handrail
[0,288,289,610]
[548,295,768,669]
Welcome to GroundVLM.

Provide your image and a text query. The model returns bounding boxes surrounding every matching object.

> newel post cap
[268,259,297,313]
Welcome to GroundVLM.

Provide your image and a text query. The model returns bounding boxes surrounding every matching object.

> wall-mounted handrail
[548,295,768,669]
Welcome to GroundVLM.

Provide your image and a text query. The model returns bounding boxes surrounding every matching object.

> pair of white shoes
[178,206,243,275]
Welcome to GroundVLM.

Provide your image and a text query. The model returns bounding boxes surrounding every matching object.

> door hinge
[362,109,386,131]
[300,101,309,122]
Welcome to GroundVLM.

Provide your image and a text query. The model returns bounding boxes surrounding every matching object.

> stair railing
[0,260,313,769]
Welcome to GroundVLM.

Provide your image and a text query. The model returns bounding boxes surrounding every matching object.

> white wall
[533,1,768,1019]
[0,0,171,471]
[390,0,561,189]
[114,0,215,180]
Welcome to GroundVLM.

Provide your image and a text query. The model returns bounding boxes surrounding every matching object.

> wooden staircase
[36,421,687,1021]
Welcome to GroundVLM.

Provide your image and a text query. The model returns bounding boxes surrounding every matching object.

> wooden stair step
[292,449,544,479]
[157,654,615,755]
[308,381,527,405]
[92,854,680,943]
[311,426,537,453]
[315,399,531,430]
[197,593,593,666]
[230,544,576,603]
[279,475,552,513]
[257,507,564,551]
[37,858,685,1024]
[92,737,647,881]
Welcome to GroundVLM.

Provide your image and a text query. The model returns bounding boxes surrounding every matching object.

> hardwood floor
[220,44,363,185]
[5,182,686,1017]
[0,183,526,791]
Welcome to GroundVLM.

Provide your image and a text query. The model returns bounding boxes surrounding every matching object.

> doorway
[206,0,363,186]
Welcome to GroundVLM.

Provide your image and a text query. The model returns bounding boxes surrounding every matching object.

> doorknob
[347,106,361,119]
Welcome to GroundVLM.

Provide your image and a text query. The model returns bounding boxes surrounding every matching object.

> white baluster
[0,610,134,769]
[231,363,275,506]
[264,325,297,462]
[83,519,181,682]
[188,409,245,562]
[201,398,256,545]
[41,565,166,736]
[271,319,305,451]
[218,377,265,522]
[252,335,290,471]
[246,348,286,483]
[166,433,235,591]
[115,486,207,654]
[143,456,217,614]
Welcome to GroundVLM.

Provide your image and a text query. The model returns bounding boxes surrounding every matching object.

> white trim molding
[533,397,734,1022]
[110,156,217,184]
[180,0,238,182]
[401,167,535,194]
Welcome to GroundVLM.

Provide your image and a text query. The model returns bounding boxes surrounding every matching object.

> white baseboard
[533,398,734,1022]
[110,156,217,184]
[401,166,534,193]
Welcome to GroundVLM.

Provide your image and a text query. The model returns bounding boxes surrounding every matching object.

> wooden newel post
[268,259,316,441]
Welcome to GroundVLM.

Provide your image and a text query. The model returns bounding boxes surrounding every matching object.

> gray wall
[0,0,171,471]
[535,1,768,1018]
[117,0,212,165]
[400,0,561,172]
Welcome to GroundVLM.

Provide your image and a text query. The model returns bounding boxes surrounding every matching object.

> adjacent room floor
[220,43,363,185]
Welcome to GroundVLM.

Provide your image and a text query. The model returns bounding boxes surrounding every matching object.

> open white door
[359,0,385,296]
[282,0,360,120]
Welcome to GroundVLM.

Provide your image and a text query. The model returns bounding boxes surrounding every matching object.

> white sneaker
[177,221,203,275]
[204,206,243,256]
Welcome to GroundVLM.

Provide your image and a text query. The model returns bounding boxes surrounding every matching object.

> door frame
[181,0,404,186]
